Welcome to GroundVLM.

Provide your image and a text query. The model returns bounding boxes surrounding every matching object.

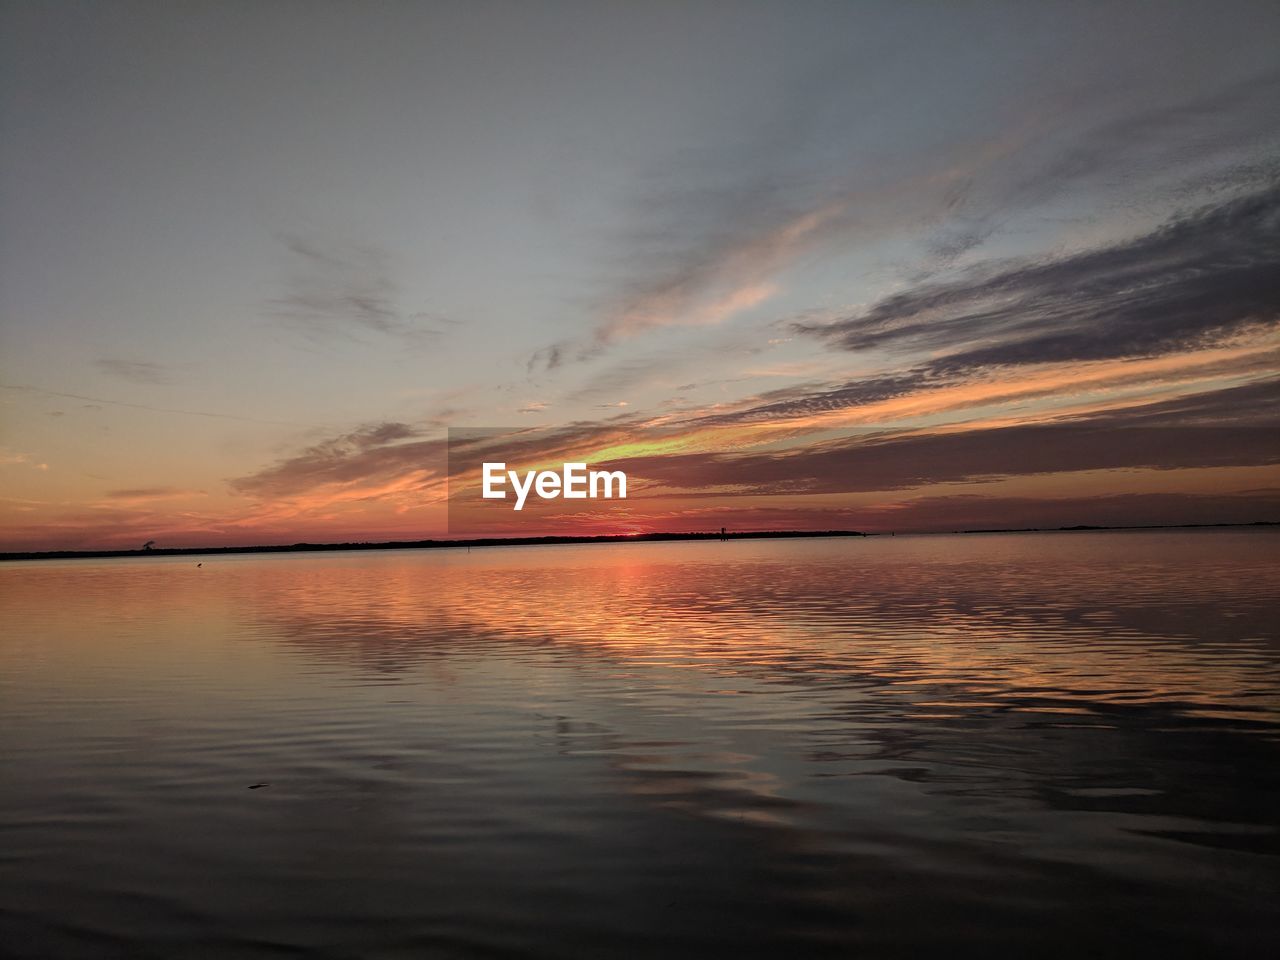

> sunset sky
[2,0,1278,550]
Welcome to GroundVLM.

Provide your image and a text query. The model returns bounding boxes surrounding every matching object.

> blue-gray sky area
[2,0,1278,548]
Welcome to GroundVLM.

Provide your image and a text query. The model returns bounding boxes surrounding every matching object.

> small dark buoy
[197,562,202,567]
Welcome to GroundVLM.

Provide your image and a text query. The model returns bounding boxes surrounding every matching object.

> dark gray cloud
[799,181,1280,370]
[612,380,1280,496]
[526,343,565,374]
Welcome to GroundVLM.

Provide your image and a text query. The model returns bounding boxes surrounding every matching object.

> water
[1,530,1278,958]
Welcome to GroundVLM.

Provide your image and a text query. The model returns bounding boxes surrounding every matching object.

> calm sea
[1,530,1278,958]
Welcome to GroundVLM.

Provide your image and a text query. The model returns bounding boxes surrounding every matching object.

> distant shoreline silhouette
[1,521,1275,562]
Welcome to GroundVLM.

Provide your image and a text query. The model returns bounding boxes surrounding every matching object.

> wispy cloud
[918,68,1280,269]
[1,449,48,470]
[268,235,450,347]
[568,194,848,363]
[528,67,1280,375]
[95,358,171,385]
[229,421,444,502]
[0,383,324,427]
[101,488,206,505]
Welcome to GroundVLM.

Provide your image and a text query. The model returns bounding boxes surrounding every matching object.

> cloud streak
[798,181,1280,370]
[229,421,445,502]
[95,358,172,385]
[608,380,1280,497]
[268,235,448,347]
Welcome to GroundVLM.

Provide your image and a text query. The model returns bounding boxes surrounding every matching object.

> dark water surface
[2,530,1278,958]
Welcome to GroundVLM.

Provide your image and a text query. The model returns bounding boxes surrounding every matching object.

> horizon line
[3,521,1277,562]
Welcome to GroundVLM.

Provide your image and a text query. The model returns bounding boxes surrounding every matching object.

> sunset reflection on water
[2,530,1278,957]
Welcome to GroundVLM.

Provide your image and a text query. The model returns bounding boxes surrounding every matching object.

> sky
[1,0,1278,549]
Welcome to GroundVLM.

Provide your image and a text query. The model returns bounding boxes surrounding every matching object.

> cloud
[918,69,1280,268]
[106,487,192,498]
[95,358,171,385]
[0,450,48,470]
[608,379,1280,496]
[531,66,1280,374]
[345,421,419,447]
[226,329,1279,530]
[230,421,444,500]
[798,181,1280,370]
[0,383,322,427]
[102,487,205,504]
[231,418,642,506]
[686,372,936,427]
[268,235,448,347]
[526,343,565,374]
[578,184,850,357]
[225,98,1280,533]
[597,278,780,344]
